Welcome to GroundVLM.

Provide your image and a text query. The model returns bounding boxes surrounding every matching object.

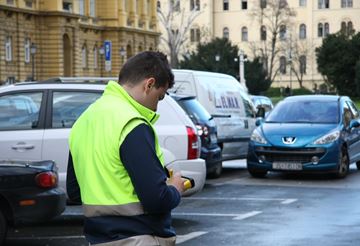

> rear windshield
[177,98,212,122]
[266,100,339,124]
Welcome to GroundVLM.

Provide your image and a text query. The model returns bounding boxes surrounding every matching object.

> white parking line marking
[176,231,208,244]
[173,210,262,220]
[281,199,298,204]
[7,235,85,240]
[233,211,263,220]
[184,196,297,205]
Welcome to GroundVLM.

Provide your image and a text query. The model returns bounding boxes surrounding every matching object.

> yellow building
[0,0,159,84]
[158,0,360,90]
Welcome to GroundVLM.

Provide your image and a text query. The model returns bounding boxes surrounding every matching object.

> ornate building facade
[0,0,159,84]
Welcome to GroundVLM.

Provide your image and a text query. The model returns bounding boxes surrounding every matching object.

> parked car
[171,95,223,178]
[0,78,206,197]
[251,95,274,115]
[170,69,258,160]
[0,160,66,244]
[247,95,360,178]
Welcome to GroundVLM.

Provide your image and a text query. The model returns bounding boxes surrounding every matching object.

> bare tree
[249,0,296,84]
[157,0,204,68]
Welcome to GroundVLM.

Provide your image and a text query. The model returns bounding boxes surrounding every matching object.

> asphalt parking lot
[6,160,360,246]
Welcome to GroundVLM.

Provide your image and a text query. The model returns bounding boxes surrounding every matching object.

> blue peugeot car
[247,95,360,178]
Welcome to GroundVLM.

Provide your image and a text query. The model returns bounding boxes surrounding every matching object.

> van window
[177,98,212,122]
[240,91,256,118]
[0,92,42,130]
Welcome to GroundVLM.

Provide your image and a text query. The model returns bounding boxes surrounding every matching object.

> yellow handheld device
[165,168,195,190]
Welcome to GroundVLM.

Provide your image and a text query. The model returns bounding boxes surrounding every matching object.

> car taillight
[186,126,200,160]
[35,172,58,188]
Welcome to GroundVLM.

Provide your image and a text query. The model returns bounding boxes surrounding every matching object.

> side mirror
[256,107,265,118]
[349,119,360,129]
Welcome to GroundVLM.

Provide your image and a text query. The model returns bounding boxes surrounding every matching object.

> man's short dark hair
[118,51,174,89]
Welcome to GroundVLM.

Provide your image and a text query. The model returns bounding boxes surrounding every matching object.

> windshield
[177,98,212,122]
[266,100,339,124]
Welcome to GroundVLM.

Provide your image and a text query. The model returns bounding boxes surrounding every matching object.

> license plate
[210,134,217,143]
[272,162,302,170]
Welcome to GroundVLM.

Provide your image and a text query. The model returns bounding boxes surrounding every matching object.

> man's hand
[167,172,185,194]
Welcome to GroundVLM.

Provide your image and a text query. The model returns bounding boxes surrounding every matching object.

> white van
[170,70,257,160]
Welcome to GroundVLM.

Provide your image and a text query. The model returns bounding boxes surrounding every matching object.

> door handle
[11,143,35,151]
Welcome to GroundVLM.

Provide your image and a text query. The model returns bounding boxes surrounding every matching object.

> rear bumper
[201,146,222,172]
[3,187,66,225]
[166,158,206,197]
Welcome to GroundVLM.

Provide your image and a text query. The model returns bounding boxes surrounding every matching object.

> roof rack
[39,77,118,84]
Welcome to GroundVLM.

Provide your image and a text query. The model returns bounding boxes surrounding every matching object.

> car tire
[0,209,7,245]
[356,161,360,170]
[335,148,349,179]
[248,168,267,178]
[207,162,222,179]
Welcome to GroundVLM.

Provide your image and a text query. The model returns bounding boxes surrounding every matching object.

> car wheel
[248,167,267,178]
[356,161,360,170]
[0,209,7,245]
[207,162,222,179]
[335,148,349,179]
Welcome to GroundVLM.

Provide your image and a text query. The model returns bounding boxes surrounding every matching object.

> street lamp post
[288,52,292,95]
[119,47,126,65]
[30,43,37,81]
[99,46,104,76]
[239,50,246,87]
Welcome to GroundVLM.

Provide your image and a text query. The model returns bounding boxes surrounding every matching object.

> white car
[0,78,206,196]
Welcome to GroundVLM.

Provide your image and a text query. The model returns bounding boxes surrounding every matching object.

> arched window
[280,25,287,40]
[347,21,353,35]
[157,1,161,9]
[223,27,229,39]
[93,46,98,69]
[318,23,323,37]
[241,27,248,41]
[24,38,31,63]
[324,23,329,36]
[82,44,88,69]
[299,55,306,74]
[190,0,200,10]
[341,21,347,34]
[260,25,266,40]
[299,24,306,39]
[280,56,286,74]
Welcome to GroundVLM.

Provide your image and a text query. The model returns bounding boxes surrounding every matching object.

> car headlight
[313,130,340,145]
[251,129,267,144]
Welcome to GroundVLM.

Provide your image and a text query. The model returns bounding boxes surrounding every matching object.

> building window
[260,0,267,8]
[190,28,200,42]
[260,25,267,40]
[279,25,287,40]
[318,0,329,9]
[299,24,306,39]
[223,27,229,39]
[170,0,180,11]
[223,0,229,11]
[82,45,88,69]
[340,21,354,35]
[24,38,31,63]
[299,0,306,6]
[299,55,306,74]
[63,1,73,12]
[25,0,33,8]
[242,0,247,9]
[93,46,98,69]
[5,36,12,62]
[190,0,200,10]
[324,22,330,36]
[347,21,353,35]
[241,27,248,41]
[6,0,14,5]
[280,56,286,74]
[79,0,85,15]
[318,23,324,37]
[279,0,288,7]
[341,0,352,8]
[157,0,161,9]
[90,0,96,17]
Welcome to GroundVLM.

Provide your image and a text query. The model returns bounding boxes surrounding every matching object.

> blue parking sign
[104,40,112,71]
